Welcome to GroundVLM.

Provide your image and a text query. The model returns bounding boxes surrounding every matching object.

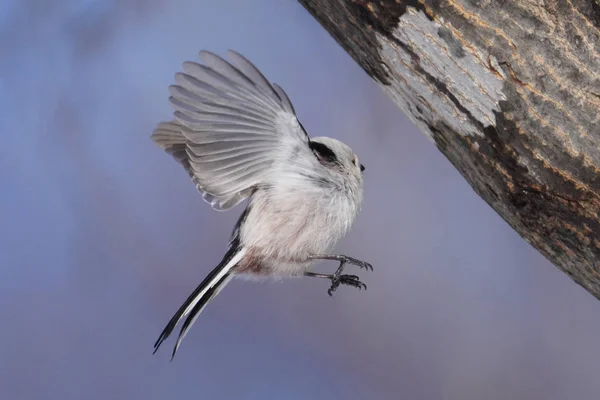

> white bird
[151,50,371,360]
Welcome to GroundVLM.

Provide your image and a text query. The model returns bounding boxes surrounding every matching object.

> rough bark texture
[299,0,600,299]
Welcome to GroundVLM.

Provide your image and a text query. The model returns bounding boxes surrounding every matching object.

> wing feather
[151,50,308,210]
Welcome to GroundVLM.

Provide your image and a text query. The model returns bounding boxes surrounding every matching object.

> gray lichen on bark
[376,10,507,138]
[299,0,600,300]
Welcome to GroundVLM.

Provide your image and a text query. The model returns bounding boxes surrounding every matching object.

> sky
[1,1,600,399]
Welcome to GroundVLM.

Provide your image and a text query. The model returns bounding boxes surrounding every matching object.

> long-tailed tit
[151,50,372,360]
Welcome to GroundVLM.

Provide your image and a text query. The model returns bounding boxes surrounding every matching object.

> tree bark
[299,0,600,299]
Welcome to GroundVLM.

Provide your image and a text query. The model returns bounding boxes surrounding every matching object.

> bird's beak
[360,164,365,172]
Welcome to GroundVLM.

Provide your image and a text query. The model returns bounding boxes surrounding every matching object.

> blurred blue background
[1,1,600,399]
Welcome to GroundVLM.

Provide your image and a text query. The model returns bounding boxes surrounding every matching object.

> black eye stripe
[308,141,338,163]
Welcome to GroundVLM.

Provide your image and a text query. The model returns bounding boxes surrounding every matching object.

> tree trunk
[299,0,600,300]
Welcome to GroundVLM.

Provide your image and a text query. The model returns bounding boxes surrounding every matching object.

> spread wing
[151,50,309,211]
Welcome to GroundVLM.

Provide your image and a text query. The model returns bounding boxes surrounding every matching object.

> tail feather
[171,273,233,360]
[153,244,245,359]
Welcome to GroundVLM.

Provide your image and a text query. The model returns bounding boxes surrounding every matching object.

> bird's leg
[308,254,373,272]
[304,271,367,297]
[305,255,372,296]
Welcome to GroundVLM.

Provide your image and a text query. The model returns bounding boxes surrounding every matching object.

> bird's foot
[327,274,367,297]
[334,255,373,271]
[305,254,372,296]
[304,270,368,297]
[309,254,373,271]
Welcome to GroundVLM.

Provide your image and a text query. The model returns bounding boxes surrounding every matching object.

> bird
[150,49,372,360]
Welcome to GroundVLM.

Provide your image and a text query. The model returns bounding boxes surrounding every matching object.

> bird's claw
[337,255,373,271]
[328,274,368,297]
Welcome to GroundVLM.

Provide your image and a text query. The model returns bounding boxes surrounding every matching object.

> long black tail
[153,243,244,360]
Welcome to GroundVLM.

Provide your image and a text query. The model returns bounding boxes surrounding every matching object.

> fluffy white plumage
[151,50,367,360]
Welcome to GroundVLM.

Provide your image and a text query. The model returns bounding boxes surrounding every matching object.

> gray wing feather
[152,50,307,211]
[225,50,282,103]
[272,84,295,114]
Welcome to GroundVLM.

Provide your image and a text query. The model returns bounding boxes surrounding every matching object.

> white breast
[239,177,362,277]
